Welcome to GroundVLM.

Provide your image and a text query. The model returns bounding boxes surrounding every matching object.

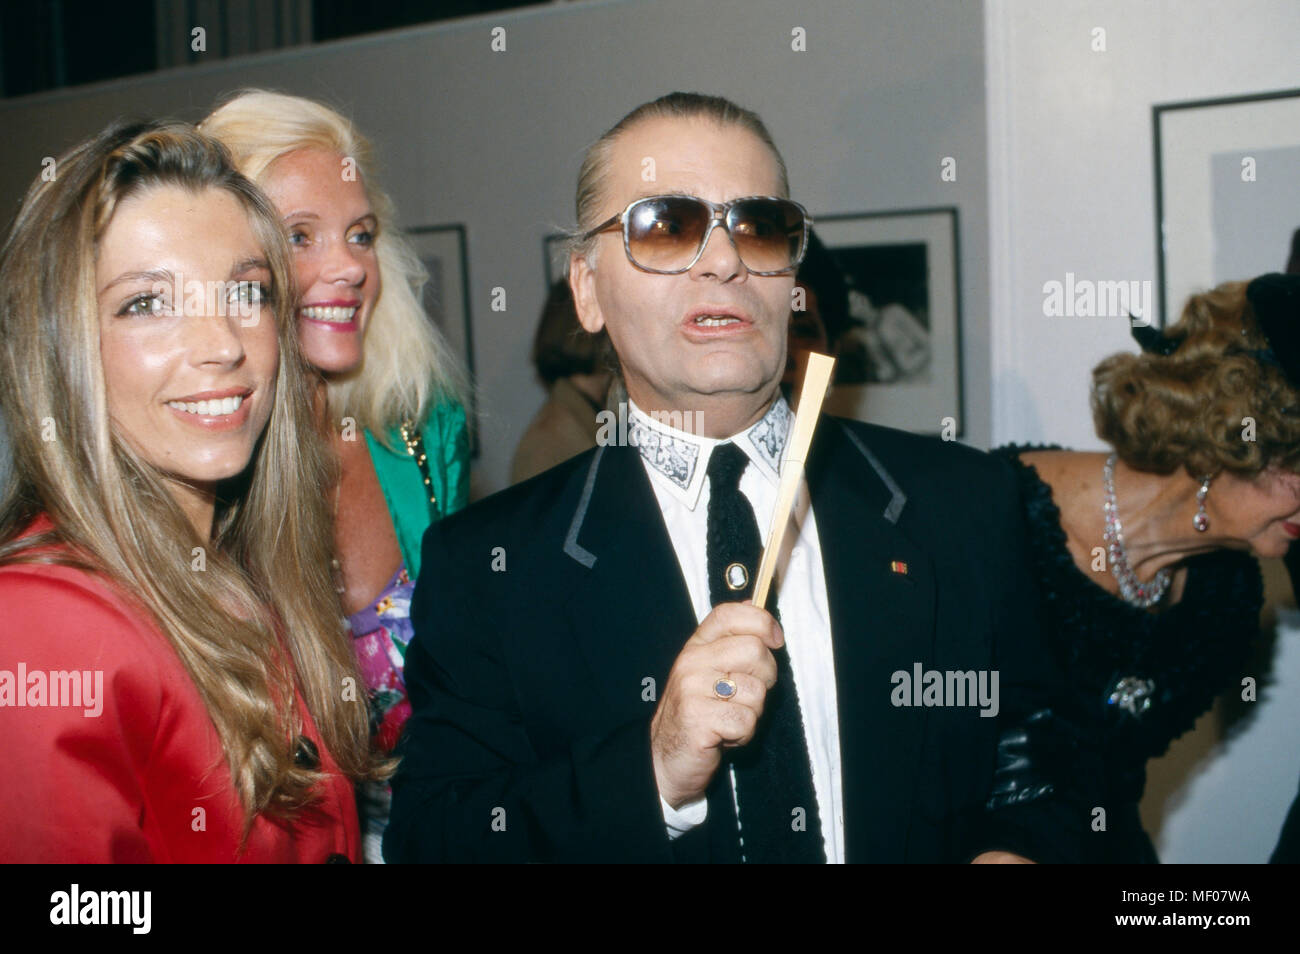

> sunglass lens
[728,199,805,272]
[626,197,711,271]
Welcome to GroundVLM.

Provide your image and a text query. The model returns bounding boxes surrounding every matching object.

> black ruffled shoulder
[992,444,1264,805]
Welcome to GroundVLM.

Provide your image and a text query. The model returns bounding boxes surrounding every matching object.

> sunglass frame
[581,193,813,276]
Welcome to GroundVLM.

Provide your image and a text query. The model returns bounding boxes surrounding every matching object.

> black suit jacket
[385,416,1093,863]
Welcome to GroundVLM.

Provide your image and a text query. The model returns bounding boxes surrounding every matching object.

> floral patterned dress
[348,564,418,864]
[349,398,470,863]
[349,565,417,753]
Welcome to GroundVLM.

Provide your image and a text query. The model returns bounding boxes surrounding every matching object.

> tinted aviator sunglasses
[581,194,813,275]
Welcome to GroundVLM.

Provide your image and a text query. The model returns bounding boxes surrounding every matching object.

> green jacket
[364,399,470,578]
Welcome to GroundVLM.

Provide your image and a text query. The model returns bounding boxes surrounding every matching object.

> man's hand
[972,851,1035,863]
[650,602,783,809]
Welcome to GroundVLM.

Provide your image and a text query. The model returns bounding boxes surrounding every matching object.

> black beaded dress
[994,446,1264,863]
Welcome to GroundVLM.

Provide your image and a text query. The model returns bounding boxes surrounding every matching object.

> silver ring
[713,678,738,701]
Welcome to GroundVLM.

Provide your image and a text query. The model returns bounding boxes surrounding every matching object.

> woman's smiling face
[260,147,381,376]
[96,184,279,490]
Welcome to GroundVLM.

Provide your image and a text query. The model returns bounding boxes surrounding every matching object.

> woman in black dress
[996,273,1300,863]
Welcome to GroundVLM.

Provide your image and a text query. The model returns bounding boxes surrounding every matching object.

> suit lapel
[557,443,744,862]
[558,444,700,723]
[805,420,935,862]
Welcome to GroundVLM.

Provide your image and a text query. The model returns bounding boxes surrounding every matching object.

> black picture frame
[812,206,964,437]
[407,223,478,456]
[1153,87,1300,327]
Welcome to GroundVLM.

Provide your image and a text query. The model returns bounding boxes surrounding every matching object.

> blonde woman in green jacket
[202,91,470,862]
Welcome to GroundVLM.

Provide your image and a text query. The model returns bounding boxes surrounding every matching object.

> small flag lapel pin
[890,560,909,576]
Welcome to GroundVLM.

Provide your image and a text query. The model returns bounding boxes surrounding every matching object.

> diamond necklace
[1102,454,1171,608]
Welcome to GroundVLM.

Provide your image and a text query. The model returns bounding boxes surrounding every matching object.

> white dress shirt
[630,397,845,863]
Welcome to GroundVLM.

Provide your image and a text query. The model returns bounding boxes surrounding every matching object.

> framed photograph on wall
[1154,87,1300,327]
[407,223,478,455]
[813,207,962,436]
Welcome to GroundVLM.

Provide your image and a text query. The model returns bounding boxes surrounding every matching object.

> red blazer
[0,517,360,863]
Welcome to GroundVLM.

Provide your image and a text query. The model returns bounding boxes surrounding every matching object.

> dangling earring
[1193,474,1212,532]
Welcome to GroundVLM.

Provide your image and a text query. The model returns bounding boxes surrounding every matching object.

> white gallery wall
[985,0,1300,860]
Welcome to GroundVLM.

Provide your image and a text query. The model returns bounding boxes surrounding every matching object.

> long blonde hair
[0,120,379,830]
[200,89,466,444]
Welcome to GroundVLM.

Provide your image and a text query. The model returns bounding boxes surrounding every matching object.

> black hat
[1246,272,1300,390]
[1129,273,1300,392]
[1130,322,1181,356]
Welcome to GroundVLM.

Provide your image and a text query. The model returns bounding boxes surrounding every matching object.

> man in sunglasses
[387,92,1092,863]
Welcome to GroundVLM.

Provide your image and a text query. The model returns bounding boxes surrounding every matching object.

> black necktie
[705,442,825,863]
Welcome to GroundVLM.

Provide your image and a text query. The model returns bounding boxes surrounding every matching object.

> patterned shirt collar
[628,395,792,511]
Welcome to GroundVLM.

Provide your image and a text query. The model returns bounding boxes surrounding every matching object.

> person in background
[0,120,377,861]
[201,90,470,862]
[511,278,612,483]
[995,273,1300,862]
[782,229,850,395]
[785,230,847,389]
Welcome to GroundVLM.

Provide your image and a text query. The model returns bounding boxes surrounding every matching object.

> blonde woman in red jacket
[0,120,382,862]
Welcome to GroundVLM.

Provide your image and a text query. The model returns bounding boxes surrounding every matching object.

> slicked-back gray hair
[570,92,790,261]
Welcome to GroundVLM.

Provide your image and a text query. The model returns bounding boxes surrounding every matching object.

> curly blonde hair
[1092,280,1300,478]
